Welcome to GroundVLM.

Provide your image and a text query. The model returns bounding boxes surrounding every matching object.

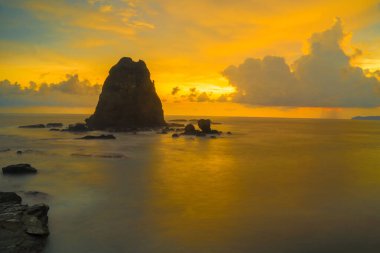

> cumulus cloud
[0,74,101,107]
[172,86,232,102]
[223,19,380,107]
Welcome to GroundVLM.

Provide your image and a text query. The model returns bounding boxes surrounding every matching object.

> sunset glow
[1,0,380,118]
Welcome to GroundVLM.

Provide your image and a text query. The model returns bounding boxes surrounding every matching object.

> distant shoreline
[352,116,380,120]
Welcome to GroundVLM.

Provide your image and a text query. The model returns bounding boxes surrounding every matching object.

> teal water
[0,113,380,252]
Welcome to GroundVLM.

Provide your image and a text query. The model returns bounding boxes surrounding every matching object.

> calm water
[0,113,380,253]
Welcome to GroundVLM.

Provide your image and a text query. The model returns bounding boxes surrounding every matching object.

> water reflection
[0,115,380,252]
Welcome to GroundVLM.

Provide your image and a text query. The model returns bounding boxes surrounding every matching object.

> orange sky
[1,0,380,118]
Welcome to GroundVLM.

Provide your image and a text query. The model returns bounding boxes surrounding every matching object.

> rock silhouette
[2,164,37,175]
[184,124,196,135]
[86,57,165,130]
[198,119,211,133]
[19,124,45,128]
[78,134,116,140]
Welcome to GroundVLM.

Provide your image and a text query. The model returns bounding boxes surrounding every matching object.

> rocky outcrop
[179,120,222,136]
[66,123,90,132]
[198,119,211,133]
[184,124,196,135]
[86,57,166,130]
[18,124,45,129]
[2,164,37,175]
[0,192,49,253]
[78,134,116,140]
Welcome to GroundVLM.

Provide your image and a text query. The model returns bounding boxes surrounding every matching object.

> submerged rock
[167,123,185,127]
[169,119,187,122]
[78,134,116,140]
[2,164,37,175]
[46,123,63,128]
[19,124,45,129]
[66,123,90,132]
[0,148,11,153]
[172,133,180,138]
[86,57,166,130]
[0,192,49,253]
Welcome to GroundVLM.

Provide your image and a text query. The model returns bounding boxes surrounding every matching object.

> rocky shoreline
[0,192,49,253]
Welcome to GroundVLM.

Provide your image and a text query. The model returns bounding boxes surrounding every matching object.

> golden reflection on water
[2,115,380,252]
[147,136,239,249]
[140,118,380,252]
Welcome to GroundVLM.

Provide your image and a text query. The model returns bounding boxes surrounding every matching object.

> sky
[1,0,380,118]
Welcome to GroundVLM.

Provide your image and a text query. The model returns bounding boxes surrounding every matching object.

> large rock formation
[86,57,166,130]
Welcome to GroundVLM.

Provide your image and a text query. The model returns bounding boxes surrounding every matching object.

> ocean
[1,113,380,253]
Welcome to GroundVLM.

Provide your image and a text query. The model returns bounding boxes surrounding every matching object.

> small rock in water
[167,123,185,127]
[71,153,92,157]
[16,150,22,155]
[66,123,90,132]
[49,128,61,131]
[172,133,180,138]
[184,124,196,135]
[0,148,10,153]
[2,164,37,175]
[227,131,232,135]
[157,129,168,134]
[46,123,63,128]
[19,124,45,128]
[94,153,125,158]
[198,119,212,133]
[78,134,116,140]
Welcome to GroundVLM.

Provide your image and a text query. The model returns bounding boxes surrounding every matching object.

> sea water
[0,113,380,253]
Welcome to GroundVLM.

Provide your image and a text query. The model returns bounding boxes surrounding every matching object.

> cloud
[0,74,101,107]
[171,86,180,95]
[223,19,380,108]
[197,92,211,102]
[99,5,113,13]
[173,86,230,102]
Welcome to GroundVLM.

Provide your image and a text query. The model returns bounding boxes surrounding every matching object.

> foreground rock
[0,192,49,253]
[2,164,37,175]
[78,134,116,140]
[86,57,166,130]
[18,124,45,129]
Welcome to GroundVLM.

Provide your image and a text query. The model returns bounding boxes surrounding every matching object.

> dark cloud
[0,74,101,107]
[171,86,180,95]
[197,92,211,102]
[223,19,380,108]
